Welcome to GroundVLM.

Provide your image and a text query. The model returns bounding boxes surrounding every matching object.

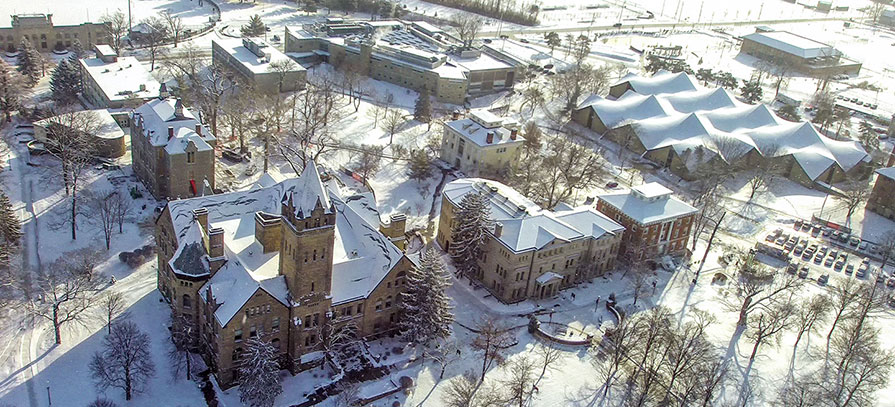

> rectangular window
[272,317,280,332]
[249,325,257,338]
[234,329,243,342]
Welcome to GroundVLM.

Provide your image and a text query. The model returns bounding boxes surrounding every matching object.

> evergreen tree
[0,192,22,246]
[69,39,85,60]
[449,192,494,277]
[740,79,763,104]
[776,104,800,122]
[50,59,81,105]
[238,338,282,407]
[544,32,561,54]
[17,37,42,87]
[413,87,432,129]
[406,149,433,183]
[400,248,454,344]
[715,71,738,90]
[858,121,879,151]
[241,15,267,37]
[0,60,24,122]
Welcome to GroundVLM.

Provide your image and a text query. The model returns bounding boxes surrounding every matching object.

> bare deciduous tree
[471,317,515,382]
[531,134,606,209]
[381,108,405,145]
[24,249,102,344]
[835,185,870,226]
[43,109,100,240]
[161,11,185,47]
[109,191,132,234]
[351,144,384,184]
[168,314,196,381]
[745,298,795,363]
[86,190,116,250]
[453,15,483,49]
[500,355,538,407]
[791,294,830,358]
[101,11,128,55]
[137,17,169,71]
[90,320,156,400]
[724,251,803,327]
[100,291,126,334]
[441,369,502,407]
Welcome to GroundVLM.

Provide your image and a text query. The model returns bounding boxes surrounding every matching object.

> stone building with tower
[130,95,217,200]
[154,163,414,387]
[436,178,624,303]
[0,14,108,53]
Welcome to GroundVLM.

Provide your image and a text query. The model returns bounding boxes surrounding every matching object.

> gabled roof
[442,178,624,253]
[166,164,406,325]
[877,166,895,180]
[612,70,699,95]
[584,72,870,181]
[133,98,215,148]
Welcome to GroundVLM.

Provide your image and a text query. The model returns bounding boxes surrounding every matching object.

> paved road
[477,16,849,38]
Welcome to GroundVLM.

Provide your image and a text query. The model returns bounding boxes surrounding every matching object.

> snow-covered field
[1,0,895,406]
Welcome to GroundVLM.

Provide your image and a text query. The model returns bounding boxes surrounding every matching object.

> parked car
[786,263,798,275]
[605,181,619,189]
[839,233,850,243]
[811,225,821,237]
[794,220,803,230]
[857,263,869,278]
[799,266,809,279]
[862,257,870,266]
[825,256,835,267]
[822,227,832,237]
[794,243,806,256]
[849,237,861,247]
[801,222,812,232]
[845,264,855,275]
[859,241,869,251]
[835,259,845,270]
[814,251,825,264]
[818,274,829,285]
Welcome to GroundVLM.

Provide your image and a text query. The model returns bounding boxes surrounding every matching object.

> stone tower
[278,163,336,305]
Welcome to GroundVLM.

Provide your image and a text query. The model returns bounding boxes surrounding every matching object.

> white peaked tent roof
[612,70,699,95]
[588,72,870,181]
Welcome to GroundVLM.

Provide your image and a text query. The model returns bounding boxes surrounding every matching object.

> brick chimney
[486,131,494,144]
[174,99,184,119]
[195,124,202,136]
[510,128,518,140]
[452,110,460,120]
[208,227,224,258]
[494,222,503,238]
[192,208,208,232]
[167,126,174,140]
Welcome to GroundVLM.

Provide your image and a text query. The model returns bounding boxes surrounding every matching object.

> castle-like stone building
[130,95,216,200]
[155,163,413,386]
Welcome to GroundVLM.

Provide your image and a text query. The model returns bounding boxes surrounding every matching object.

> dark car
[605,181,619,189]
[613,22,623,28]
[818,274,829,285]
[798,266,809,279]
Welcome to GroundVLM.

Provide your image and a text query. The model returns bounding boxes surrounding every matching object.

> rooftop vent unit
[242,37,270,59]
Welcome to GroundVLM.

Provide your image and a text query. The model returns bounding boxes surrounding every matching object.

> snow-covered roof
[598,182,698,226]
[442,179,624,253]
[611,70,699,96]
[78,56,160,103]
[875,166,895,180]
[132,97,216,148]
[165,164,406,324]
[35,109,124,140]
[742,31,841,59]
[583,72,870,181]
[285,161,333,218]
[212,38,306,75]
[444,115,524,148]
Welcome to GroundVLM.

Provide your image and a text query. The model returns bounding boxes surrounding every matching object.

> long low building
[573,71,871,185]
[739,29,861,76]
[79,45,161,109]
[212,37,306,93]
[285,19,520,104]
[436,178,624,303]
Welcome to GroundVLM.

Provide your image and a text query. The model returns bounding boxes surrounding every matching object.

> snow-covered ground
[0,0,216,26]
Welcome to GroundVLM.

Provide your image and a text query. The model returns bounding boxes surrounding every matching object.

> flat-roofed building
[440,109,524,176]
[0,14,108,53]
[596,182,698,260]
[78,45,161,108]
[436,178,624,303]
[740,29,861,76]
[212,38,307,93]
[284,19,521,104]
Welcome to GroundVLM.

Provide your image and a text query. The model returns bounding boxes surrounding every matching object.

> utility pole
[128,0,133,31]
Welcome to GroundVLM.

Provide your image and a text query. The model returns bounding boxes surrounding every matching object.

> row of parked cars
[789,220,882,255]
[837,95,879,110]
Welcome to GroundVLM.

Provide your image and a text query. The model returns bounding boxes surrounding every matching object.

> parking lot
[759,220,895,304]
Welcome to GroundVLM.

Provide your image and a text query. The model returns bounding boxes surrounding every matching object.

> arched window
[375,299,383,311]
[182,294,192,309]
